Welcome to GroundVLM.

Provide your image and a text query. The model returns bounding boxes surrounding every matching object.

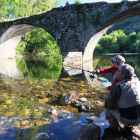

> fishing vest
[116,78,140,108]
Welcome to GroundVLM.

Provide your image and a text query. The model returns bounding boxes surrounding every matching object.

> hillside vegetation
[94,15,140,54]
[107,16,140,35]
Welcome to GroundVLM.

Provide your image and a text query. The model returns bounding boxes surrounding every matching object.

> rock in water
[93,100,104,107]
[81,104,90,112]
[71,100,79,105]
[59,93,79,105]
[79,98,87,102]
[36,132,49,140]
[73,124,101,140]
[47,109,57,115]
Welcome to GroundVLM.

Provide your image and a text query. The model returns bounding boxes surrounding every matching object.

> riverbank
[102,53,139,55]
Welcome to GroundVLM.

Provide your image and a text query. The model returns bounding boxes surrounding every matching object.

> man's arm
[104,85,121,110]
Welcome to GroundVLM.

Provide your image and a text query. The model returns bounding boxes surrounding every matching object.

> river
[0,54,139,140]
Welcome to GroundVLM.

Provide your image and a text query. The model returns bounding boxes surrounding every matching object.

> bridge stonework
[0,1,140,63]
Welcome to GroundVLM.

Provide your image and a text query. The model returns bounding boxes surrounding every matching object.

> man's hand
[103,95,108,101]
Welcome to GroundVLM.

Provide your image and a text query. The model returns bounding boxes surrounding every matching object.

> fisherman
[92,55,125,91]
[103,64,140,139]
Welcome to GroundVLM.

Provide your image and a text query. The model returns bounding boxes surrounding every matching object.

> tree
[73,0,82,4]
[12,0,61,55]
[135,40,140,53]
[110,44,120,53]
[95,44,103,54]
[98,34,117,50]
[7,0,61,18]
[129,32,137,43]
[116,33,128,52]
[0,0,9,21]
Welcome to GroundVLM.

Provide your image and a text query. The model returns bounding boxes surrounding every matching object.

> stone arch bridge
[0,1,140,65]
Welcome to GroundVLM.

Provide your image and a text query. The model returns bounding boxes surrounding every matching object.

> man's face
[117,66,122,80]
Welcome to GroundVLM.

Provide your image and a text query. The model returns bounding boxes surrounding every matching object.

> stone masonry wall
[0,1,140,61]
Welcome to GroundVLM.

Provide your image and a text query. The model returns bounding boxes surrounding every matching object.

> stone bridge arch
[0,24,53,59]
[0,1,140,63]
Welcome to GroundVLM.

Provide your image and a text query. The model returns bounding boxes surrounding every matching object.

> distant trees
[16,28,61,55]
[0,0,61,56]
[73,0,82,4]
[2,0,60,19]
[94,30,140,54]
[0,0,9,20]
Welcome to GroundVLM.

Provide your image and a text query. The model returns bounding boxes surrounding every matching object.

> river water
[0,54,139,140]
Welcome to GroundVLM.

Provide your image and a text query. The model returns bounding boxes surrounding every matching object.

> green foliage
[135,40,140,52]
[6,0,61,18]
[95,30,140,54]
[16,55,62,82]
[116,33,128,52]
[0,0,9,21]
[73,0,82,4]
[16,39,27,55]
[1,0,61,56]
[129,32,137,43]
[91,10,102,27]
[98,34,117,50]
[94,44,103,54]
[109,44,120,53]
[17,28,61,55]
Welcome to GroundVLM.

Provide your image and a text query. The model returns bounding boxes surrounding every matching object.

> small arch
[0,24,61,59]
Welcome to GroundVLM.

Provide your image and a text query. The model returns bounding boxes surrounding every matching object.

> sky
[59,0,123,6]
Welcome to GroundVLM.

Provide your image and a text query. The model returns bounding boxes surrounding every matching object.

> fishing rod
[62,64,93,73]
[46,60,93,73]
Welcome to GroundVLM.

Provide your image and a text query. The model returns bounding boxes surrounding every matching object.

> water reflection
[0,54,139,139]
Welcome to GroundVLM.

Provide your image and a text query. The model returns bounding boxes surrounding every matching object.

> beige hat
[111,55,125,66]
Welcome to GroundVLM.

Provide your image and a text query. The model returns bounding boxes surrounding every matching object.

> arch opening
[0,24,61,59]
[83,7,140,63]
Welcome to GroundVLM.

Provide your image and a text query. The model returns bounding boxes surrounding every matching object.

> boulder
[71,100,79,105]
[79,98,87,102]
[36,132,49,140]
[73,124,101,140]
[93,100,104,107]
[59,93,79,105]
[47,109,57,115]
[81,104,90,112]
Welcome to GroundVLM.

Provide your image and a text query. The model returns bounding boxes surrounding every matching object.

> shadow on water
[0,54,139,139]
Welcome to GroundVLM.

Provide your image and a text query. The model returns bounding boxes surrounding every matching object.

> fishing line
[46,60,93,73]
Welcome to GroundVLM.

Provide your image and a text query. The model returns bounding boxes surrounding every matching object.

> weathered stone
[36,132,50,140]
[0,1,140,62]
[47,109,57,115]
[71,100,79,105]
[73,124,101,140]
[81,104,90,112]
[79,98,87,102]
[93,100,104,107]
[59,93,79,105]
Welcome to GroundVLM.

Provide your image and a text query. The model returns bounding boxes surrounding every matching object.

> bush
[94,44,104,53]
[73,0,82,4]
[135,40,140,53]
[129,32,137,43]
[109,44,120,53]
